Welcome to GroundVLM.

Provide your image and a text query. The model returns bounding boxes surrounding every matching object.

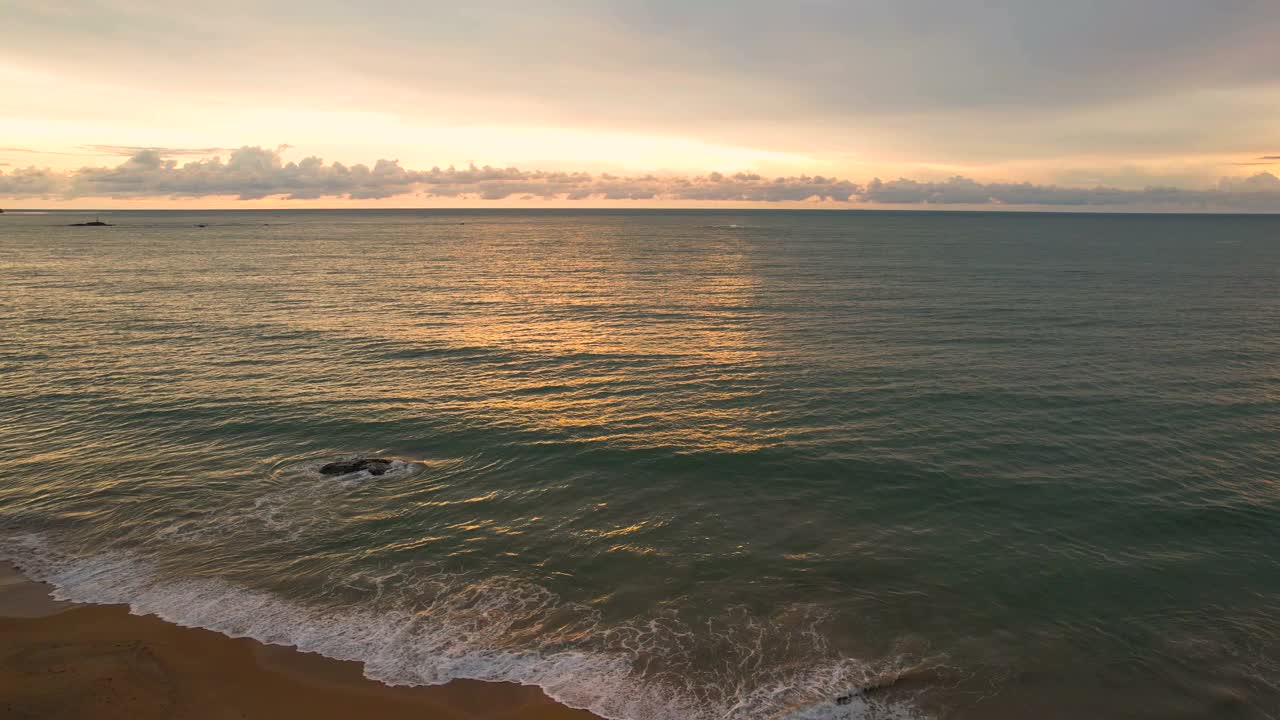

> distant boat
[69,215,113,227]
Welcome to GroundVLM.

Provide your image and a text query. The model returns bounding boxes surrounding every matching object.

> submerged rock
[319,458,396,476]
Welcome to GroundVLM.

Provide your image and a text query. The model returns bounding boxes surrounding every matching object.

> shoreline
[0,562,602,720]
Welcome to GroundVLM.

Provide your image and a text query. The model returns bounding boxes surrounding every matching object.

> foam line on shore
[1,533,925,720]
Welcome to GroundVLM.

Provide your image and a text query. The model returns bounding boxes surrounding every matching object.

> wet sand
[0,563,601,720]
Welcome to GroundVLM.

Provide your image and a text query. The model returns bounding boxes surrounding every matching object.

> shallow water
[2,209,1278,719]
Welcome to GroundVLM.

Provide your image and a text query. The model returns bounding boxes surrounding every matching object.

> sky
[3,0,1280,210]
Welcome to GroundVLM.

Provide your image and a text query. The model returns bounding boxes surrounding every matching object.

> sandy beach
[0,562,600,720]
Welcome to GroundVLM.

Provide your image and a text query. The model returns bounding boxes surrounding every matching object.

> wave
[1,532,930,720]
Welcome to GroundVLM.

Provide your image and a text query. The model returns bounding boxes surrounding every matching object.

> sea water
[1,209,1277,719]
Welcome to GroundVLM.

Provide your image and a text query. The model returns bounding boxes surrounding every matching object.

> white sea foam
[153,457,427,544]
[1,533,928,720]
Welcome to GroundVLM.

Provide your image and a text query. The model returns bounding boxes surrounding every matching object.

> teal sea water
[1,209,1278,719]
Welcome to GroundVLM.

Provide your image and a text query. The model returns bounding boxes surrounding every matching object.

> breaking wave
[2,532,929,720]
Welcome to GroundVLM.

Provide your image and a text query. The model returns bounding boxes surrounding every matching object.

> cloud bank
[3,147,1280,211]
[862,174,1280,210]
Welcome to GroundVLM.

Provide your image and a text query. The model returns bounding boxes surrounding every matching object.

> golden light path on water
[1,209,1278,720]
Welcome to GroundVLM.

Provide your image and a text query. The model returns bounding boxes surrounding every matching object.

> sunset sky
[4,0,1280,210]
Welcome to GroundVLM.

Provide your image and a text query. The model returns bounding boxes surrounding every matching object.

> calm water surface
[1,209,1278,719]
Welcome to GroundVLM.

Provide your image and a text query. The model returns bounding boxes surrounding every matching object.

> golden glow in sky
[3,1,1280,210]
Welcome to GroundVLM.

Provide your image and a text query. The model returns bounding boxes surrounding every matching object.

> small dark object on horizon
[69,218,112,226]
[319,458,396,476]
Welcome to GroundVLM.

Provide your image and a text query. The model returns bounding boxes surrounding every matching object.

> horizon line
[6,206,1280,217]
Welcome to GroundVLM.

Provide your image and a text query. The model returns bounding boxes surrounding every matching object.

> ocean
[1,209,1277,719]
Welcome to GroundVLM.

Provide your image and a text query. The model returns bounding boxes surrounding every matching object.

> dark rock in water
[69,220,113,226]
[835,694,854,706]
[319,458,396,476]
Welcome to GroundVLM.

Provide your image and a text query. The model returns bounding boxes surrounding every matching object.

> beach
[0,563,599,720]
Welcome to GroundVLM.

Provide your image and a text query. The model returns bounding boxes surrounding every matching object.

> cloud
[77,145,235,157]
[1217,172,1280,192]
[0,147,82,156]
[0,166,68,196]
[1,145,233,159]
[862,174,1280,211]
[0,147,862,202]
[1260,156,1280,160]
[59,147,431,201]
[3,147,1280,210]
